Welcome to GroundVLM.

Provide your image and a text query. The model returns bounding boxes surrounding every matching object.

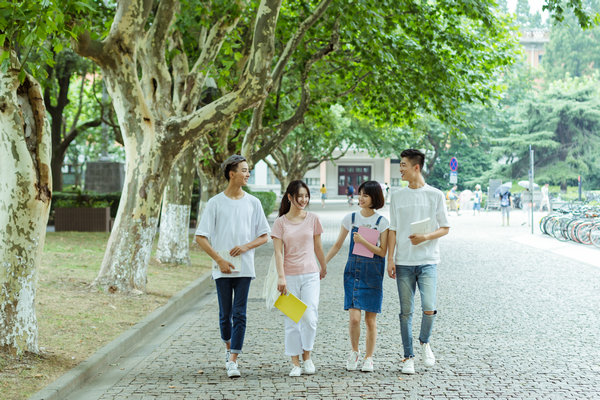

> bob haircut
[358,180,385,210]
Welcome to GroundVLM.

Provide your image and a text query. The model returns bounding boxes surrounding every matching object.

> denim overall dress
[343,212,385,313]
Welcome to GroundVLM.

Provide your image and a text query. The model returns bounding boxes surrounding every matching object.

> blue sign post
[449,157,458,172]
[449,157,458,183]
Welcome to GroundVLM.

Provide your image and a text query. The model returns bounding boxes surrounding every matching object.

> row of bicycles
[539,203,600,247]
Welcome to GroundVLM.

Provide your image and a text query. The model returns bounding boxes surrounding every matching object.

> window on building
[305,178,319,187]
[391,178,402,187]
[538,54,543,63]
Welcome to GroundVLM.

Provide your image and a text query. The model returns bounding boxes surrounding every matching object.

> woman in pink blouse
[271,180,327,377]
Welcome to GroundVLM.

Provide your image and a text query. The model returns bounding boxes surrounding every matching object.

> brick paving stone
[62,205,600,400]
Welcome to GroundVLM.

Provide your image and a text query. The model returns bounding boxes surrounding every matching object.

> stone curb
[29,272,214,400]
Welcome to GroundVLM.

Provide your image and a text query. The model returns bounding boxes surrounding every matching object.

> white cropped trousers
[284,272,320,356]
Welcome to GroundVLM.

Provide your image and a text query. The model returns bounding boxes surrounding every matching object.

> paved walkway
[61,203,600,399]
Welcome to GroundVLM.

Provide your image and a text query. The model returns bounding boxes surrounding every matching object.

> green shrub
[243,186,277,217]
[51,191,121,217]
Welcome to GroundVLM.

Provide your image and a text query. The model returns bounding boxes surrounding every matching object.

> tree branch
[318,71,370,104]
[271,0,334,85]
[139,0,178,117]
[68,66,88,134]
[249,21,340,163]
[166,0,282,151]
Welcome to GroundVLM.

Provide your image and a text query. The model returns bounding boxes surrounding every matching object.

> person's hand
[387,260,396,279]
[352,232,366,245]
[320,266,327,279]
[277,276,287,294]
[229,244,249,257]
[217,259,235,274]
[409,234,427,246]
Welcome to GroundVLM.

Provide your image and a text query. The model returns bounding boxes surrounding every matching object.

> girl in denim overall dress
[325,181,389,372]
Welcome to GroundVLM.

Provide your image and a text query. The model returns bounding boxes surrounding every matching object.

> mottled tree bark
[156,148,195,265]
[73,0,281,292]
[0,54,52,355]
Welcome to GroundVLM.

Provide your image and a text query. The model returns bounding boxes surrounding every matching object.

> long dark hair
[278,180,310,217]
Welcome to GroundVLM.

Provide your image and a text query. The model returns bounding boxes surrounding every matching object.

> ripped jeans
[395,264,437,359]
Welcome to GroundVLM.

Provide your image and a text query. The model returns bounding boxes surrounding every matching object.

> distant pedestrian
[472,184,482,216]
[325,181,389,373]
[320,184,327,208]
[541,183,550,212]
[499,190,512,226]
[446,185,460,216]
[347,184,355,206]
[195,155,270,378]
[387,149,450,375]
[385,182,390,202]
[271,180,327,377]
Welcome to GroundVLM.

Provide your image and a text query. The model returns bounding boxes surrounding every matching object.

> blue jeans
[215,277,252,353]
[395,264,437,359]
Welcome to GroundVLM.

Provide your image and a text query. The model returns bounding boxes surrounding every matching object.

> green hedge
[243,186,278,218]
[51,191,121,218]
[51,187,277,225]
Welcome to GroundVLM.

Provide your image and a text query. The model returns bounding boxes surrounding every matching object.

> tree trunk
[156,148,195,265]
[0,67,52,355]
[73,0,282,293]
[94,137,170,292]
[50,154,64,192]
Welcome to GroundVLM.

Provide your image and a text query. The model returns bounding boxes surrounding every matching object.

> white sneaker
[302,359,316,375]
[361,357,374,372]
[421,343,435,367]
[226,361,240,378]
[401,358,415,374]
[289,365,302,377]
[346,350,360,371]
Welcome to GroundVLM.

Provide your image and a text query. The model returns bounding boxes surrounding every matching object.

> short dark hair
[221,155,247,181]
[400,149,425,171]
[358,180,385,210]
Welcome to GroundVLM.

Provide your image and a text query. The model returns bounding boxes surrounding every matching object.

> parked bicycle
[539,203,600,248]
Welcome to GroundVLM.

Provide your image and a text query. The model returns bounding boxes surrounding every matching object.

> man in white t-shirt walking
[195,155,270,378]
[387,149,450,375]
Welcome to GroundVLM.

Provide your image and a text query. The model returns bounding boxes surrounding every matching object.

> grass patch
[0,232,211,400]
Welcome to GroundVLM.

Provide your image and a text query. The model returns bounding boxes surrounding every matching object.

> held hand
[320,266,327,280]
[277,276,287,294]
[387,261,396,279]
[229,244,249,257]
[352,232,365,245]
[408,234,427,246]
[217,259,235,274]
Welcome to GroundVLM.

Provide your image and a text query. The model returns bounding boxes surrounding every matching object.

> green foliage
[543,0,600,28]
[51,190,118,216]
[543,0,600,81]
[0,0,98,80]
[243,186,277,217]
[492,75,600,189]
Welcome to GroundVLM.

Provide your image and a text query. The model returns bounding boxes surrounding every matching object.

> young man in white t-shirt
[195,155,270,378]
[387,149,450,375]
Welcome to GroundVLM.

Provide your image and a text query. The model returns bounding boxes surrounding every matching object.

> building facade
[249,149,402,197]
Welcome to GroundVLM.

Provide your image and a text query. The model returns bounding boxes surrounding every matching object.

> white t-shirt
[389,184,450,266]
[341,211,389,246]
[195,192,270,279]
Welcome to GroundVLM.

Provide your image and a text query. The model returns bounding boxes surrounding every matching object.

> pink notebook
[351,226,380,258]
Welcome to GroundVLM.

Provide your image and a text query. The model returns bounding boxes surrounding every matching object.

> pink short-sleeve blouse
[271,212,323,275]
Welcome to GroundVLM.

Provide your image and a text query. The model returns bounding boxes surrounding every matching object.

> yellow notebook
[274,293,307,323]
